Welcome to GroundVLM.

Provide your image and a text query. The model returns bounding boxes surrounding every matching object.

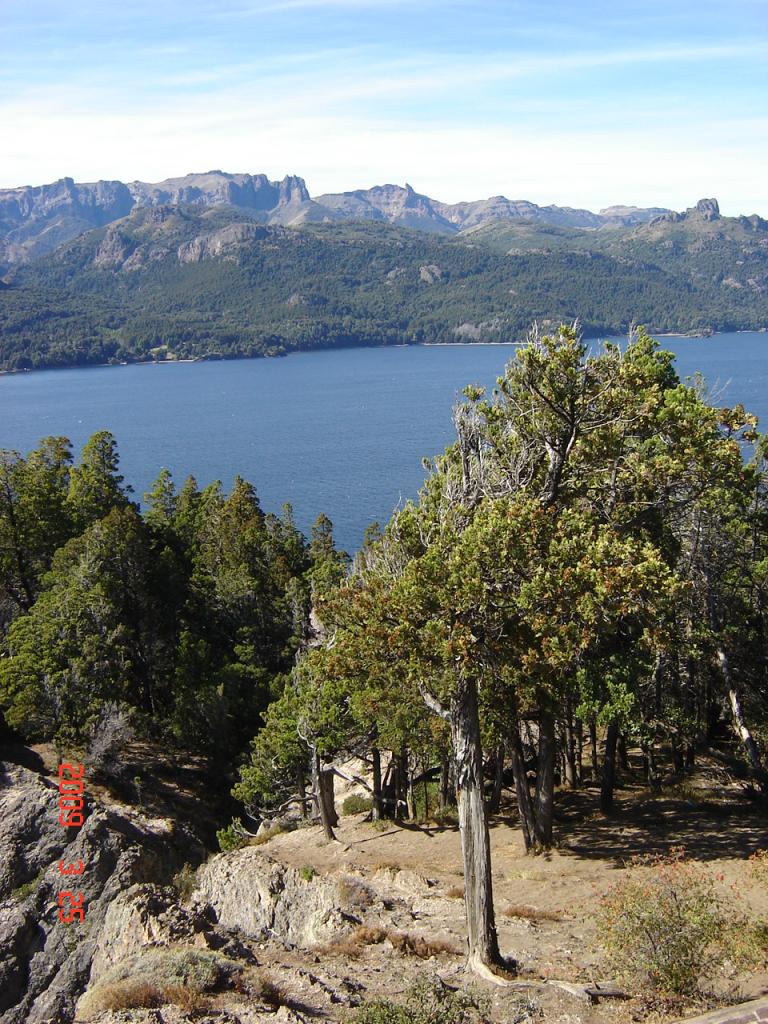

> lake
[0,332,766,553]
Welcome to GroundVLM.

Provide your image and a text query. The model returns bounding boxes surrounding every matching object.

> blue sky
[1,0,766,214]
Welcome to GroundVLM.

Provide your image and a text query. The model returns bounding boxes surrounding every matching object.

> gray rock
[0,763,203,1024]
[193,850,350,948]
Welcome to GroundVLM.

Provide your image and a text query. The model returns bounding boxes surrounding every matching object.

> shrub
[233,969,288,1007]
[353,977,494,1024]
[597,849,736,996]
[749,848,768,886]
[217,821,246,852]
[445,885,464,899]
[503,904,562,922]
[343,793,373,815]
[79,946,239,1017]
[172,863,197,902]
[338,875,375,910]
[299,865,316,882]
[250,819,296,843]
[162,983,211,1012]
[322,925,458,961]
[432,806,459,826]
[79,979,163,1016]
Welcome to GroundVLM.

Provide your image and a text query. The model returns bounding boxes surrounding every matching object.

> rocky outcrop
[176,223,268,264]
[193,850,353,948]
[0,168,680,266]
[0,762,204,1024]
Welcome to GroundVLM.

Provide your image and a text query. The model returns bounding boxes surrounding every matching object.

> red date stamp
[57,763,86,923]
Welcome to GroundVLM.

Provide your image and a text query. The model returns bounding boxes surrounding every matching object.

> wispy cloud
[1,0,765,213]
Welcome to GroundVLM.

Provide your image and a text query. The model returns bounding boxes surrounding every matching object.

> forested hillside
[0,200,766,371]
[3,328,768,999]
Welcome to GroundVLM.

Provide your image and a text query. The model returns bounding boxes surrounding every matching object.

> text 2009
[57,763,86,924]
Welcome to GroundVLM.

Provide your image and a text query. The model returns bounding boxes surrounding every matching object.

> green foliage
[342,794,373,815]
[0,430,322,764]
[597,850,737,996]
[2,207,766,372]
[216,822,247,852]
[299,865,316,882]
[172,863,198,902]
[353,978,494,1024]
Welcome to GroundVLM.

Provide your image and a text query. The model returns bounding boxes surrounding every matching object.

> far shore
[0,329,764,379]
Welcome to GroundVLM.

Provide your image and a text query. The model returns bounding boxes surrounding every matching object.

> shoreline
[0,329,764,380]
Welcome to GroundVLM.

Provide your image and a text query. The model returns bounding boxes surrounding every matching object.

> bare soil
[253,761,768,1023]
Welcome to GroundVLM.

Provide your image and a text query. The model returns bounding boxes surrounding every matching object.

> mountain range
[0,170,766,372]
[0,170,674,269]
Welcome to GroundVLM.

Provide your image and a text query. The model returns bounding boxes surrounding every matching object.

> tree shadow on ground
[552,784,768,863]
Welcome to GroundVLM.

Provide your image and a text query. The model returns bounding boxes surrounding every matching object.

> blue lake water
[0,332,766,553]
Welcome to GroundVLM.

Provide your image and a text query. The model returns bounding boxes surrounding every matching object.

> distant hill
[1,201,765,371]
[0,169,673,269]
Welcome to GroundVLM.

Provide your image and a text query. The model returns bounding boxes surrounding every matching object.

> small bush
[299,865,316,882]
[251,820,296,846]
[388,931,460,958]
[353,976,493,1024]
[236,969,288,1007]
[172,863,197,902]
[503,904,562,922]
[80,979,163,1015]
[12,869,45,902]
[162,983,211,1012]
[217,821,247,852]
[597,849,736,996]
[321,924,389,959]
[338,876,375,910]
[432,807,459,826]
[445,886,464,899]
[343,793,374,815]
[322,925,458,961]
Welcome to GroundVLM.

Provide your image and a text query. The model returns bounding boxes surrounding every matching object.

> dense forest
[0,202,766,371]
[2,326,768,985]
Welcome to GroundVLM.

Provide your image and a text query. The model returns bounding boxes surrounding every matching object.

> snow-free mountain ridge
[0,170,673,266]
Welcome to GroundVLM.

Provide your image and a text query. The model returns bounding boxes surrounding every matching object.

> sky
[1,0,766,215]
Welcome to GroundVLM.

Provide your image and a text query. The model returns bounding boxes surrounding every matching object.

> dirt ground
[253,761,768,1024]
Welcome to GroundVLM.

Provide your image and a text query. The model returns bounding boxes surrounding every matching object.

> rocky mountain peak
[692,198,720,221]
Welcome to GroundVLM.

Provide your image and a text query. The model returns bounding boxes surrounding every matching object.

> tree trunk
[406,771,416,820]
[394,748,408,819]
[600,721,619,814]
[296,766,309,818]
[642,738,660,792]
[617,732,630,772]
[719,648,768,792]
[312,752,336,841]
[563,704,577,789]
[534,709,555,848]
[487,743,505,814]
[371,745,383,821]
[575,718,583,785]
[439,756,454,810]
[589,717,599,781]
[320,765,338,827]
[509,726,535,852]
[450,674,502,972]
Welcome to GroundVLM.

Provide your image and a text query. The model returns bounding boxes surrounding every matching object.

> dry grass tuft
[321,924,459,960]
[371,860,400,873]
[338,876,376,910]
[79,979,163,1016]
[387,930,461,958]
[445,885,465,899]
[250,823,287,846]
[321,924,389,959]
[162,983,211,1012]
[503,903,563,922]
